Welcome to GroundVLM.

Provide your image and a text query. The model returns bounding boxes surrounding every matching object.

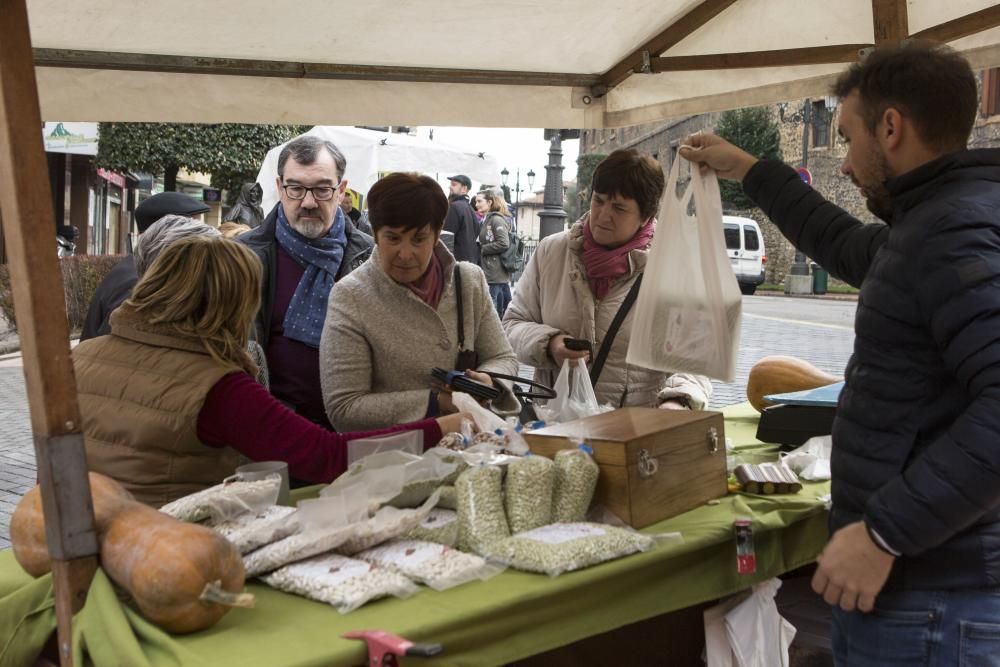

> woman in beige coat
[503,149,712,410]
[321,173,520,432]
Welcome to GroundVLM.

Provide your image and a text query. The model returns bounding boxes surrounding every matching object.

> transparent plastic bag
[455,465,510,554]
[405,508,459,546]
[537,359,611,423]
[505,455,555,534]
[262,553,417,614]
[552,446,600,523]
[209,505,299,554]
[337,490,441,555]
[159,474,282,523]
[492,522,655,576]
[346,430,423,466]
[625,153,742,382]
[357,539,504,591]
[242,492,368,577]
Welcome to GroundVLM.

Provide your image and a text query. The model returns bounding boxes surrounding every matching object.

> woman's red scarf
[405,251,444,309]
[581,216,656,299]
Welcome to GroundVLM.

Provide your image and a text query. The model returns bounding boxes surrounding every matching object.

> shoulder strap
[454,265,465,350]
[589,273,643,387]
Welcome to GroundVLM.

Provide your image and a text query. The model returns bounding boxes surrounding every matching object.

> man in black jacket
[683,42,1000,662]
[442,174,480,263]
[238,136,373,429]
[80,192,210,340]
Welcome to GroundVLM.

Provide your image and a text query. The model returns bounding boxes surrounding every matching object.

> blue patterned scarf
[275,204,347,348]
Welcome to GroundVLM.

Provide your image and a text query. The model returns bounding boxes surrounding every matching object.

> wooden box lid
[523,408,724,467]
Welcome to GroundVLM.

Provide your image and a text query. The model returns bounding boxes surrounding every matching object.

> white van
[722,215,766,295]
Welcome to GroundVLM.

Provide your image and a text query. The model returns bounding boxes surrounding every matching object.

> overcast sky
[418,126,580,195]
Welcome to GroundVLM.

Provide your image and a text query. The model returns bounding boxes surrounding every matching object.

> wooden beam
[0,1,98,666]
[33,48,600,88]
[871,0,909,45]
[911,5,1000,44]
[600,0,741,90]
[649,44,871,72]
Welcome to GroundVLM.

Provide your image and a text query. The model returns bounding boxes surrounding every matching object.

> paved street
[0,294,856,550]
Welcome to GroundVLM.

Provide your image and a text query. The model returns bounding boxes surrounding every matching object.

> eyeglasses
[280,184,337,201]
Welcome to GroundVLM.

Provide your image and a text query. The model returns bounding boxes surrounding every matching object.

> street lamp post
[539,129,579,239]
[500,167,536,232]
[785,99,813,295]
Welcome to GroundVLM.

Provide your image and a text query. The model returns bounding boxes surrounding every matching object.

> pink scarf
[405,252,444,309]
[582,217,656,299]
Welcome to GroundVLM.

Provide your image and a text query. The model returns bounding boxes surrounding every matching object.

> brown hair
[218,221,251,239]
[126,236,262,375]
[832,41,977,152]
[479,189,510,217]
[591,149,665,220]
[367,172,449,233]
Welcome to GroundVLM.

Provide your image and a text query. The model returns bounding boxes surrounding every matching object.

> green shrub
[0,255,123,335]
[0,264,14,333]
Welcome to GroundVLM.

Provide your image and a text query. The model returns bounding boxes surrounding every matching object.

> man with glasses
[239,136,373,430]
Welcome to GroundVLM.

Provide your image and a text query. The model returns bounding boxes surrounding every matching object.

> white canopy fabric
[25,0,1000,128]
[255,126,500,210]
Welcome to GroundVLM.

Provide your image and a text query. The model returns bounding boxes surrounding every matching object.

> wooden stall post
[0,0,100,665]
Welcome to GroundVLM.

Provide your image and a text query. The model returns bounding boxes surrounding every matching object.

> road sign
[796,167,812,185]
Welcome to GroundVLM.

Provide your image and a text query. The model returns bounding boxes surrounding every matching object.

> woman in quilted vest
[72,236,469,507]
[503,149,712,410]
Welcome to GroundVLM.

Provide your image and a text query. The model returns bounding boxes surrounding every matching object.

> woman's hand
[464,369,494,387]
[659,399,690,410]
[436,389,457,414]
[436,411,477,436]
[548,334,591,366]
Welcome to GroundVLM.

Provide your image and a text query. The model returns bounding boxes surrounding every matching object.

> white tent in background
[255,126,500,212]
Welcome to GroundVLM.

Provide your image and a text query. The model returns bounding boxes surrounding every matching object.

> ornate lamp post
[539,129,580,239]
[501,167,536,231]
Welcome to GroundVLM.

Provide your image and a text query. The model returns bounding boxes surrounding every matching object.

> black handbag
[453,265,478,370]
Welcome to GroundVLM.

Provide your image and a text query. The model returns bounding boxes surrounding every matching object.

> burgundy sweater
[197,373,443,483]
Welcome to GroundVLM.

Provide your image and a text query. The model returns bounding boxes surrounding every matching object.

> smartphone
[563,338,592,352]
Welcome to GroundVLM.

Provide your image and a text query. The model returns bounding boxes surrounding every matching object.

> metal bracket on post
[34,433,99,561]
[640,51,652,74]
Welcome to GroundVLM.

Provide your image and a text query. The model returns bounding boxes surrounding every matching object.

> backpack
[500,228,527,273]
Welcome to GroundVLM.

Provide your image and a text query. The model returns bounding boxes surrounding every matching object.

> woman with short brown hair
[321,173,520,431]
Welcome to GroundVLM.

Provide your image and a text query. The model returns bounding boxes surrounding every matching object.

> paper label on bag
[286,554,371,585]
[420,509,457,529]
[517,523,606,544]
[364,540,443,567]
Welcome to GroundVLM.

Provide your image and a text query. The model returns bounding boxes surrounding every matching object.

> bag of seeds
[262,553,418,614]
[437,486,457,510]
[159,474,282,523]
[208,505,299,554]
[242,492,369,577]
[551,445,600,523]
[357,539,504,591]
[505,455,555,534]
[405,508,459,547]
[492,522,655,576]
[455,465,510,554]
[337,490,441,555]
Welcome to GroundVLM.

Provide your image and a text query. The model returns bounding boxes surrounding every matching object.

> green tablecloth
[0,404,830,667]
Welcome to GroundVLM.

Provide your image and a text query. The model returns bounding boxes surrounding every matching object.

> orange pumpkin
[746,355,840,413]
[100,501,248,634]
[10,472,133,576]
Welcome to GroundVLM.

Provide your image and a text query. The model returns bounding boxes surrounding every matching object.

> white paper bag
[626,155,742,382]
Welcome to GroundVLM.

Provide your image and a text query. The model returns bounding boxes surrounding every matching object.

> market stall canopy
[255,126,500,210]
[27,0,1000,128]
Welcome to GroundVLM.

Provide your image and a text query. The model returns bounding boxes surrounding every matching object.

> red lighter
[735,518,756,575]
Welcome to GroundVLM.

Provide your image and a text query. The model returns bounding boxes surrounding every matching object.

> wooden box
[522,408,728,529]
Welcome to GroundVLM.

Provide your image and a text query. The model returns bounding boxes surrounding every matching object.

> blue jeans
[489,283,512,319]
[832,589,1000,666]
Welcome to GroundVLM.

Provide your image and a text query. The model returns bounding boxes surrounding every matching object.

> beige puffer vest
[73,306,243,507]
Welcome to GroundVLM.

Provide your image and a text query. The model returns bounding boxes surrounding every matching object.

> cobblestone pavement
[0,309,853,550]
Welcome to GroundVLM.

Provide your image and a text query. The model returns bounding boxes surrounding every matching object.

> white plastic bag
[780,435,832,481]
[626,155,742,382]
[704,578,796,667]
[538,358,610,423]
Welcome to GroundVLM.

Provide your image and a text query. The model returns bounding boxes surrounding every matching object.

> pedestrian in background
[476,189,514,318]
